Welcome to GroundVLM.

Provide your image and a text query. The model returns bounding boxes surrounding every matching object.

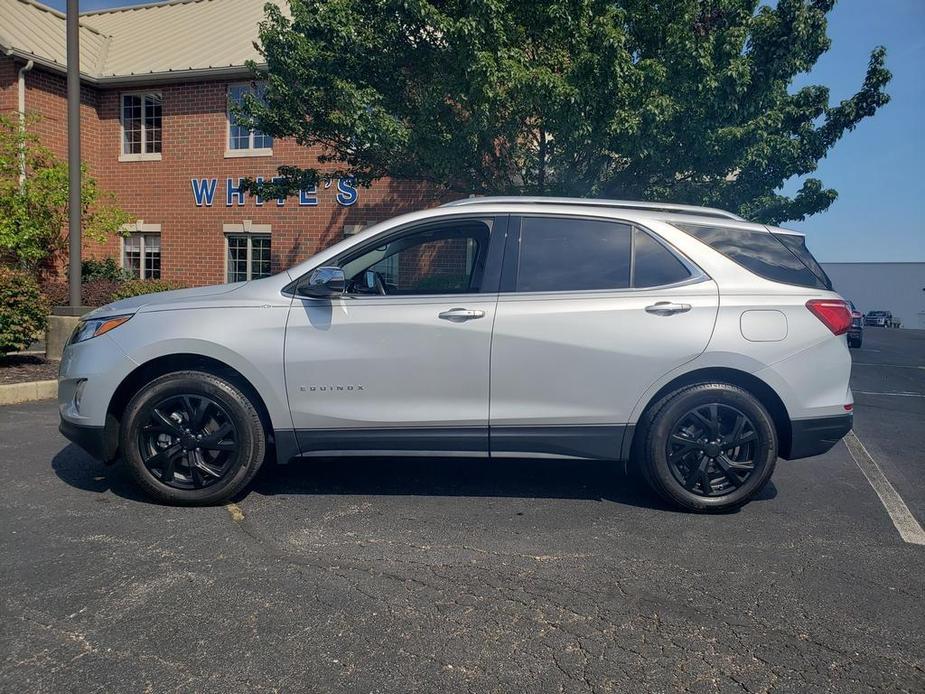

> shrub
[109,279,185,301]
[40,278,185,307]
[40,279,122,307]
[83,279,125,306]
[81,258,133,282]
[40,280,67,307]
[0,267,49,355]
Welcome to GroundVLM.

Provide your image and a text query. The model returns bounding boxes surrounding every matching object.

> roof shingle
[0,0,280,82]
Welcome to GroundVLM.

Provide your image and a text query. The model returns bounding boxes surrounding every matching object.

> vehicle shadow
[51,444,151,503]
[52,444,778,513]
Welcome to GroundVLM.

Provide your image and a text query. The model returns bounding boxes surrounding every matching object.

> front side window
[339,220,492,295]
[227,234,272,282]
[516,217,632,292]
[121,93,162,157]
[123,233,161,279]
[228,84,272,152]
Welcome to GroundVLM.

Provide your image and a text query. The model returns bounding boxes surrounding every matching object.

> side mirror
[300,266,346,297]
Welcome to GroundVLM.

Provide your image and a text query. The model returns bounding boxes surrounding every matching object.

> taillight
[806,299,852,336]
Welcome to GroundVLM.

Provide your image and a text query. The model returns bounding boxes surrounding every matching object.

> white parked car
[59,198,854,511]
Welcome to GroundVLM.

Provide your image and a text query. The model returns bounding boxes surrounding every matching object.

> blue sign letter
[336,177,358,207]
[299,186,318,206]
[272,176,286,206]
[191,178,217,207]
[254,176,265,206]
[226,178,246,207]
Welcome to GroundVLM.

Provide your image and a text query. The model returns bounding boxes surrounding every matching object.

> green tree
[240,0,890,224]
[0,114,132,271]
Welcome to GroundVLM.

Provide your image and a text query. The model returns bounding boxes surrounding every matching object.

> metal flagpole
[66,0,81,308]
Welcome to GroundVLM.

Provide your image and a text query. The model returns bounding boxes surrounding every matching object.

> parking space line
[852,362,925,370]
[856,391,925,398]
[843,432,925,546]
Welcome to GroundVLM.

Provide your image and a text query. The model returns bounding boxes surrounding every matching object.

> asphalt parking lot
[2,328,923,693]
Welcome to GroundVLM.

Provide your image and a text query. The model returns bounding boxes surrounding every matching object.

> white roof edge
[442,196,746,221]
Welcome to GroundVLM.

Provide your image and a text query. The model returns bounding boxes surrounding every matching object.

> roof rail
[441,196,745,221]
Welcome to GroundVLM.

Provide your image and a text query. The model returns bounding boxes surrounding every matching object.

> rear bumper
[784,413,853,460]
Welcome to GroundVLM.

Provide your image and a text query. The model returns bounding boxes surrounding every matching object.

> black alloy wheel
[666,403,758,497]
[139,394,239,490]
[638,382,778,512]
[121,370,267,505]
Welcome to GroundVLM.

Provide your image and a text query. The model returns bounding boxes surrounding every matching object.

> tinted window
[632,229,691,287]
[674,223,827,289]
[516,217,631,292]
[771,232,832,289]
[340,220,491,295]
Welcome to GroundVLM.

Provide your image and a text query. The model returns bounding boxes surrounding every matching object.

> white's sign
[190,177,358,208]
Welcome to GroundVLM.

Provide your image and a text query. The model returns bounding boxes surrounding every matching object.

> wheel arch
[625,367,793,460]
[102,353,276,463]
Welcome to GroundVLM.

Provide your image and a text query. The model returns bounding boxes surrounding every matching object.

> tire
[120,370,267,505]
[848,336,862,348]
[637,383,777,512]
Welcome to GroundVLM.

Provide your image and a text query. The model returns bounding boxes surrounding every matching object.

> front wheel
[120,370,267,505]
[638,383,777,512]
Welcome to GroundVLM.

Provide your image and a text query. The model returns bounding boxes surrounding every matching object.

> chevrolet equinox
[59,197,854,511]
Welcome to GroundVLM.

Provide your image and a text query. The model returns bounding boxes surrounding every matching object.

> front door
[284,216,506,456]
[489,215,719,459]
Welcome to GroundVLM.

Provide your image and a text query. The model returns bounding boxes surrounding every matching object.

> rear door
[488,215,719,459]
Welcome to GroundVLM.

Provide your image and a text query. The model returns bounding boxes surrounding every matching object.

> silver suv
[58,198,854,511]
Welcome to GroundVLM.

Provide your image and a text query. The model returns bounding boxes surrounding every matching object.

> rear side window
[632,228,692,287]
[516,217,631,292]
[771,231,832,289]
[674,223,828,289]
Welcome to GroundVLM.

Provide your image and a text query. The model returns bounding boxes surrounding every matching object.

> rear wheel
[120,370,266,505]
[638,383,777,512]
[848,336,862,348]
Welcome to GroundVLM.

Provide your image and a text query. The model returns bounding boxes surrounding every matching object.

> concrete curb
[0,380,58,406]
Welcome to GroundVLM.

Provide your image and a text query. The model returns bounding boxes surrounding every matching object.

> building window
[226,84,272,157]
[227,234,271,282]
[123,233,161,279]
[121,93,162,161]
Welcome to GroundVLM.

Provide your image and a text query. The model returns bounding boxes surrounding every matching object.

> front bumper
[784,413,853,460]
[59,417,109,461]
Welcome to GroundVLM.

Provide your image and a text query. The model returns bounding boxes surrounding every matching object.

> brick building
[0,0,439,286]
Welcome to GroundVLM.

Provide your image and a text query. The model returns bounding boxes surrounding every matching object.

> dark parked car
[864,310,893,328]
[848,302,863,348]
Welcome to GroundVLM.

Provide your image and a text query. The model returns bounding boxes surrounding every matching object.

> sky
[44,0,925,262]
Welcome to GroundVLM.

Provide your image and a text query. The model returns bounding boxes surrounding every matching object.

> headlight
[70,315,133,344]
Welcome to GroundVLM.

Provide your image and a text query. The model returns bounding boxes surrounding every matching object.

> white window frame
[119,91,163,162]
[225,83,273,158]
[120,222,162,279]
[224,221,272,282]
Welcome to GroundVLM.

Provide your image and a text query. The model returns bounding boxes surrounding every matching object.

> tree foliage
[0,114,132,271]
[241,0,891,224]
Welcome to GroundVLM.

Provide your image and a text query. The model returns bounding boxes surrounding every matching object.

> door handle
[438,308,485,321]
[645,301,692,316]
